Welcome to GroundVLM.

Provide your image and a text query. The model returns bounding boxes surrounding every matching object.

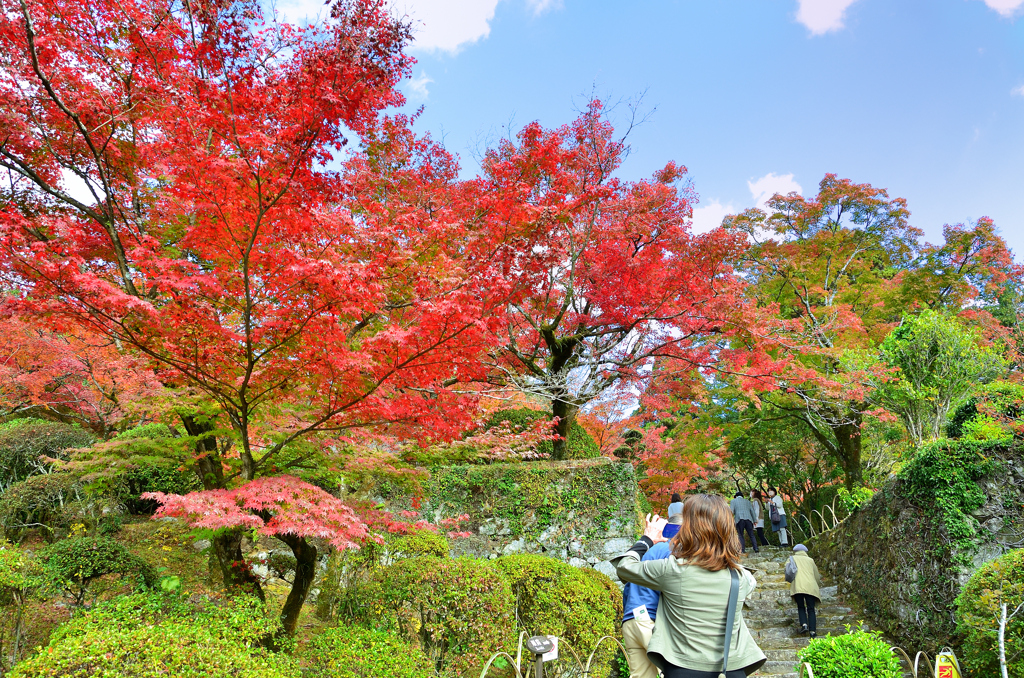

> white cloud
[795,0,860,35]
[1012,84,1024,97]
[526,0,562,15]
[690,199,737,234]
[396,0,502,53]
[748,172,802,210]
[408,70,433,99]
[979,0,1024,17]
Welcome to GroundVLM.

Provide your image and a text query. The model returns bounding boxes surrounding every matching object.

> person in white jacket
[767,487,788,547]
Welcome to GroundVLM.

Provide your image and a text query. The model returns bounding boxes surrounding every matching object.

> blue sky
[281,0,1024,256]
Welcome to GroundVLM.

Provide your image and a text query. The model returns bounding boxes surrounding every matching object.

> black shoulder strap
[721,568,740,678]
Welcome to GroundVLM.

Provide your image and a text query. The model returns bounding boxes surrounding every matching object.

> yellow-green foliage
[9,623,300,678]
[390,528,449,560]
[354,556,514,677]
[494,554,619,676]
[307,624,434,678]
[956,549,1024,678]
[9,591,298,678]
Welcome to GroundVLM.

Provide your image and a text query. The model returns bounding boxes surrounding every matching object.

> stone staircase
[740,548,866,678]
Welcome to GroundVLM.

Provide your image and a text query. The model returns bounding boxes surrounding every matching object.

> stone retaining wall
[809,446,1024,649]
[418,458,641,582]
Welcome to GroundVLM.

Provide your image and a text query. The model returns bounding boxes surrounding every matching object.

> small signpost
[934,651,962,678]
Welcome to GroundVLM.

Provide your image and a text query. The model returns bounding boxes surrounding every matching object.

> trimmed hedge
[0,474,81,541]
[494,554,619,676]
[9,623,298,678]
[353,556,514,676]
[307,624,434,678]
[956,548,1024,678]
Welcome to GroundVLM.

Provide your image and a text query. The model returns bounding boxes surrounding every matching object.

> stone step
[756,660,802,675]
[763,649,800,661]
[745,614,858,631]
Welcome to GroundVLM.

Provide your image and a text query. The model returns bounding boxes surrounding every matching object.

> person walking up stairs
[739,549,899,677]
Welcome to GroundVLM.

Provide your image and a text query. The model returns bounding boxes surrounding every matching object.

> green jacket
[612,545,767,675]
[789,551,822,600]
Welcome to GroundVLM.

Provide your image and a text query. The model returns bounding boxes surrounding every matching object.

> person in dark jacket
[620,514,683,678]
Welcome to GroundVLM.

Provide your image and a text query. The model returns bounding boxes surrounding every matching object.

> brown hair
[669,494,742,571]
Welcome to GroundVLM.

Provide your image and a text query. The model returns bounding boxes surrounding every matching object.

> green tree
[872,311,1006,444]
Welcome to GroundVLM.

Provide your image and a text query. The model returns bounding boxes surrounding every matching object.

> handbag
[768,500,781,525]
[719,568,740,678]
[784,556,798,583]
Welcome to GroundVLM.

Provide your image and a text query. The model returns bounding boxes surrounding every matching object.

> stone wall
[416,458,641,582]
[809,444,1024,650]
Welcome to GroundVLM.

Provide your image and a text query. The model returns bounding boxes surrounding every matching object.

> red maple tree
[0,0,503,633]
[476,102,761,458]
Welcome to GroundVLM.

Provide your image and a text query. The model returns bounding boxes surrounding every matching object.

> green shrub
[0,546,46,670]
[109,424,200,514]
[485,408,599,460]
[955,548,1024,678]
[389,528,450,560]
[0,474,81,541]
[354,555,514,676]
[0,420,94,489]
[796,626,902,678]
[51,590,281,645]
[307,624,434,678]
[947,381,1024,439]
[8,623,299,678]
[40,536,155,606]
[493,555,619,676]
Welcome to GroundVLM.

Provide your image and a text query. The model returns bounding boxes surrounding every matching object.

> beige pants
[622,617,660,678]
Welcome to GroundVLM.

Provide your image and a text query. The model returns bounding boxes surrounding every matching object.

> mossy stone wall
[417,458,640,582]
[810,443,1024,650]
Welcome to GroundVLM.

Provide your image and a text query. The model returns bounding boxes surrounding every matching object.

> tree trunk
[212,529,265,602]
[275,533,318,636]
[551,399,579,461]
[831,412,863,491]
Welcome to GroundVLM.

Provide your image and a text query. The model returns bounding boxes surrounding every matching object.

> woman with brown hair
[612,494,767,678]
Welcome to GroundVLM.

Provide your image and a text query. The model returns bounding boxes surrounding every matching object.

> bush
[389,528,449,560]
[796,626,902,678]
[0,420,94,489]
[8,623,299,678]
[307,624,434,678]
[493,555,619,676]
[485,408,599,460]
[40,536,155,606]
[50,590,281,645]
[110,424,201,514]
[955,548,1024,678]
[0,474,81,541]
[354,555,514,676]
[947,381,1024,439]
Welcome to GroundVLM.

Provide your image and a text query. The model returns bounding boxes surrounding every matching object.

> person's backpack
[784,556,798,583]
[769,500,781,525]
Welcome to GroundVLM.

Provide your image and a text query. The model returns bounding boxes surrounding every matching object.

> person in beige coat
[612,495,767,678]
[789,544,823,637]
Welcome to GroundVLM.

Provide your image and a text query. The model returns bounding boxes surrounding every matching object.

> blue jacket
[621,541,671,622]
